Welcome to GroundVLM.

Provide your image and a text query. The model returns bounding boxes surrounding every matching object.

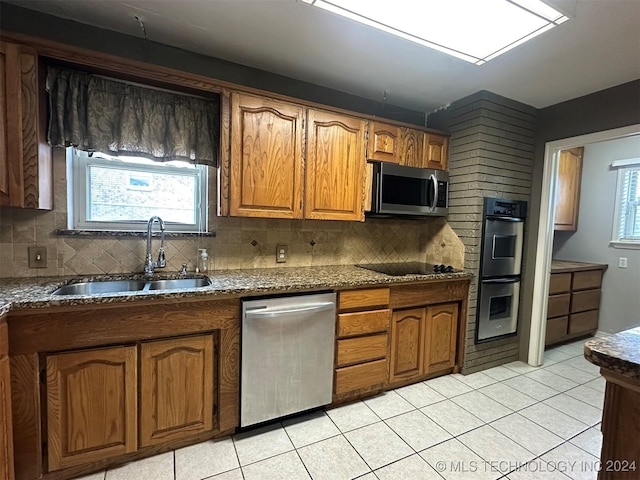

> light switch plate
[619,257,628,268]
[28,246,47,268]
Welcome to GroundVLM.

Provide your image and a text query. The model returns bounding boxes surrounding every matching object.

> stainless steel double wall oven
[476,198,527,343]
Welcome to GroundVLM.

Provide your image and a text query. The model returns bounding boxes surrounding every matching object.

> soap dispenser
[198,248,209,274]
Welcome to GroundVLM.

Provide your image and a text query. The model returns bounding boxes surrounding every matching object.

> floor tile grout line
[279,424,314,480]
[229,431,247,479]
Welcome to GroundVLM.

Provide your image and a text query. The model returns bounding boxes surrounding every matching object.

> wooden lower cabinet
[140,335,214,447]
[0,319,14,480]
[390,308,424,382]
[333,291,390,400]
[45,335,218,470]
[46,346,138,471]
[424,303,458,373]
[9,298,239,480]
[335,360,387,395]
[390,303,459,385]
[546,265,606,346]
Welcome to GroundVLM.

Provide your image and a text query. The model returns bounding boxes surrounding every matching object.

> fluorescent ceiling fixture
[301,0,568,65]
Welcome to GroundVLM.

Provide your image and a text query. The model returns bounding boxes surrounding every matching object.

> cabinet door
[390,308,424,383]
[0,42,18,206]
[424,303,458,374]
[305,109,366,221]
[0,354,14,480]
[230,92,304,218]
[0,42,51,209]
[140,335,214,446]
[367,121,400,163]
[554,147,583,231]
[46,346,137,470]
[398,127,425,168]
[424,134,448,170]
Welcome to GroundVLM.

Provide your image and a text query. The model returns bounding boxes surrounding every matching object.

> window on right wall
[612,159,640,248]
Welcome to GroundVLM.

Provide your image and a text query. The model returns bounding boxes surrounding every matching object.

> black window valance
[46,66,220,167]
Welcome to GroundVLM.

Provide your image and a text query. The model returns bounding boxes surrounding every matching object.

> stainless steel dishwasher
[241,292,336,427]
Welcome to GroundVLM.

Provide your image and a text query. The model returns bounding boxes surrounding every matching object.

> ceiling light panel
[301,0,568,64]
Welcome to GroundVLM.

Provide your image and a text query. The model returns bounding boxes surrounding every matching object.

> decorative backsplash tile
[0,152,465,278]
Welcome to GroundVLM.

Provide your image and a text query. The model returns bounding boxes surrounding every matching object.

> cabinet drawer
[569,310,599,335]
[335,359,387,395]
[545,316,568,345]
[337,309,390,337]
[338,288,390,310]
[547,294,570,318]
[336,334,387,367]
[549,273,572,294]
[572,270,602,290]
[571,289,601,313]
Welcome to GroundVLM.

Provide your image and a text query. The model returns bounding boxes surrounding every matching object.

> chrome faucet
[144,216,166,276]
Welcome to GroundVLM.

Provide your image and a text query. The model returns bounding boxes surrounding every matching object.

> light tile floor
[83,336,609,480]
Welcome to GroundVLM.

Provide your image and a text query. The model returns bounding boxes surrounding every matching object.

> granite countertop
[585,327,640,381]
[0,265,473,312]
[551,259,609,273]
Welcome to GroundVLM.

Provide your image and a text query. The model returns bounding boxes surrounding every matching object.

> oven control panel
[485,197,527,219]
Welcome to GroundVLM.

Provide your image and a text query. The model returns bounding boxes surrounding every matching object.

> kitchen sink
[52,277,212,295]
[146,278,212,290]
[52,280,147,295]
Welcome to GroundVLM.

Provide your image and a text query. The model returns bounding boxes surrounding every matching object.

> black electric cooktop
[356,262,462,276]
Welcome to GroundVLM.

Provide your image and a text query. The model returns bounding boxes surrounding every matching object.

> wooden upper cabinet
[0,320,13,480]
[367,121,400,163]
[398,127,424,168]
[0,41,52,209]
[0,45,9,206]
[423,303,458,374]
[140,335,214,447]
[554,147,584,231]
[424,134,449,170]
[305,109,367,221]
[390,308,425,383]
[230,92,304,218]
[46,346,137,471]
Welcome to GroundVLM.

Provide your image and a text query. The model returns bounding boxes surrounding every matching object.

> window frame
[610,158,640,250]
[69,150,209,233]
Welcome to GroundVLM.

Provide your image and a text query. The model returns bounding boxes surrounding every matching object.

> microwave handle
[430,173,438,211]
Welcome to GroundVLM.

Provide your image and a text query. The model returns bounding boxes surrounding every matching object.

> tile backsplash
[0,151,464,278]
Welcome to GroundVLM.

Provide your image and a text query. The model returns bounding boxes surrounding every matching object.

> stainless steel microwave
[367,161,449,217]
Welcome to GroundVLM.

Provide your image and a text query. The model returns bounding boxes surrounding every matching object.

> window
[612,159,640,248]
[69,150,208,233]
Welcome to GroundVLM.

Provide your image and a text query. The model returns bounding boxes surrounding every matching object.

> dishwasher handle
[244,301,335,319]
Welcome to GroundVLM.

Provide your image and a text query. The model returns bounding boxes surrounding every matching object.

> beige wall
[0,149,464,278]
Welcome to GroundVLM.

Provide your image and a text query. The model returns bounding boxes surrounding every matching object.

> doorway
[527,124,640,366]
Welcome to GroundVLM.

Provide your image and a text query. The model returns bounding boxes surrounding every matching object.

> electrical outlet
[619,257,628,268]
[276,245,287,263]
[28,246,47,268]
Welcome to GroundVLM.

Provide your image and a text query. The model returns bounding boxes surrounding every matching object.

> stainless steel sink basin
[52,277,212,295]
[52,280,147,296]
[147,278,212,290]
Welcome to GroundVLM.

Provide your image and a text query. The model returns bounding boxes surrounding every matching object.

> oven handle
[486,215,524,222]
[482,278,521,284]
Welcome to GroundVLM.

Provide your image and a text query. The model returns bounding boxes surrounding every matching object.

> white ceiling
[7,0,640,113]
